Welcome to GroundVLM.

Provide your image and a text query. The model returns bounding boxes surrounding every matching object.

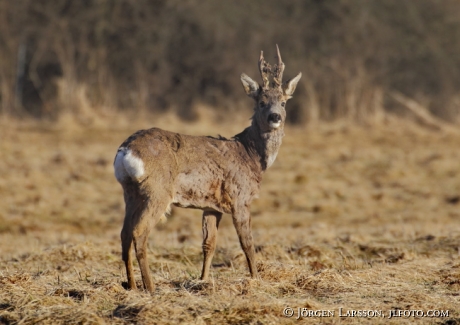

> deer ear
[241,74,261,99]
[283,72,302,97]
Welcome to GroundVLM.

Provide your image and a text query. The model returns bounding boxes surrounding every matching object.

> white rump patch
[114,148,145,182]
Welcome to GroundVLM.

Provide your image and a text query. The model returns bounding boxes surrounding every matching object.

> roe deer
[114,45,301,292]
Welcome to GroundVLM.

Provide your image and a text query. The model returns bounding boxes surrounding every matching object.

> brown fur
[114,46,301,292]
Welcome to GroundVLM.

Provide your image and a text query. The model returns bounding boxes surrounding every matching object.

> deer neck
[235,120,284,172]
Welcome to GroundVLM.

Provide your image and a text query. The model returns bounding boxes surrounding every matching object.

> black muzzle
[268,113,281,123]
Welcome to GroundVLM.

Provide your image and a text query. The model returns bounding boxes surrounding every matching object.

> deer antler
[258,51,271,90]
[273,44,285,88]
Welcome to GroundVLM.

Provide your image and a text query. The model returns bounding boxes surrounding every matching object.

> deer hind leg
[132,201,171,293]
[121,192,170,293]
[121,219,136,290]
[121,199,149,291]
[232,208,259,279]
[132,215,154,293]
[201,210,222,281]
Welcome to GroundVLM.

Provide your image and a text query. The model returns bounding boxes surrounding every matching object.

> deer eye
[259,101,266,108]
[281,102,286,107]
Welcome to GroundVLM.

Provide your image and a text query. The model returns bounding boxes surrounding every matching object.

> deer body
[114,46,301,292]
[115,128,266,214]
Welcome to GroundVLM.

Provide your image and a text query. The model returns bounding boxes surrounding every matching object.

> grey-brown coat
[114,45,301,292]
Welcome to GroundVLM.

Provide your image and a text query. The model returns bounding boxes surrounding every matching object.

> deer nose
[268,113,281,123]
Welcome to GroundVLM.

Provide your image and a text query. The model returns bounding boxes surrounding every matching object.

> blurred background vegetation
[1,0,460,125]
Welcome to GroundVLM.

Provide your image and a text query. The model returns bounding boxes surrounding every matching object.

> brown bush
[1,0,460,124]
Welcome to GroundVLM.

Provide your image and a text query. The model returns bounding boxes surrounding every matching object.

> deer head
[241,45,302,133]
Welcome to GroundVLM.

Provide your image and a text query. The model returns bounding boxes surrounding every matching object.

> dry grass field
[0,112,459,324]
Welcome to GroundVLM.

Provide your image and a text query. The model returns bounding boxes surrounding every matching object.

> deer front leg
[232,207,259,278]
[201,210,222,280]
